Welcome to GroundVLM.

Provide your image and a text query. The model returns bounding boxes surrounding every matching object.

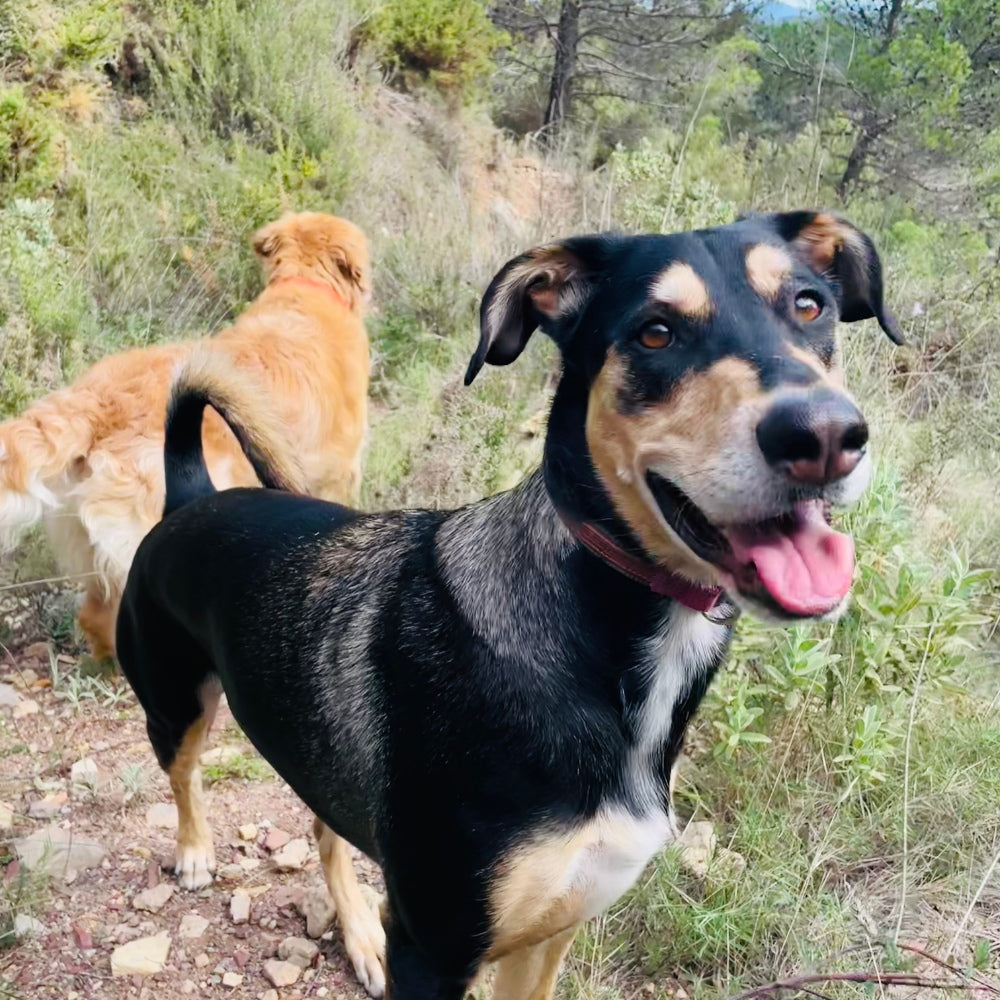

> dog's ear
[252,220,282,259]
[466,240,600,385]
[747,211,903,345]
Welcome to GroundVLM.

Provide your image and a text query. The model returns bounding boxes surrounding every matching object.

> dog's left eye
[638,322,672,350]
[794,292,823,323]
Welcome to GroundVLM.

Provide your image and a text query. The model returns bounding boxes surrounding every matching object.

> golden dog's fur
[0,212,371,659]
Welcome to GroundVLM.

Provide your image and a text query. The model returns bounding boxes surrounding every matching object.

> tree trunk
[837,116,880,199]
[543,0,581,142]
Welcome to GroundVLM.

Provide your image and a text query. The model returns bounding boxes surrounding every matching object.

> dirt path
[0,638,377,1000]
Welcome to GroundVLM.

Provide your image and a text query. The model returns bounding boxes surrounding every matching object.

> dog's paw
[174,842,215,890]
[344,906,387,998]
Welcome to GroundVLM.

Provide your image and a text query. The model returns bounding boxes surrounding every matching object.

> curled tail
[164,351,306,517]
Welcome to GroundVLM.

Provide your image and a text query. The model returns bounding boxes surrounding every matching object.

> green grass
[0,1,998,997]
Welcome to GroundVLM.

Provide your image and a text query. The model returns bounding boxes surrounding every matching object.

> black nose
[756,390,868,486]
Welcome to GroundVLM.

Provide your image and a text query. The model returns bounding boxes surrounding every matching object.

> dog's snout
[756,391,868,486]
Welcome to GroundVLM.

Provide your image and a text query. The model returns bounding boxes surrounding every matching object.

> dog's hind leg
[165,681,221,890]
[491,925,579,1000]
[313,817,387,998]
[77,583,121,662]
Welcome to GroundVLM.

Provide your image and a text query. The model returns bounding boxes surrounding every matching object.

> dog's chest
[488,807,671,956]
[623,605,727,798]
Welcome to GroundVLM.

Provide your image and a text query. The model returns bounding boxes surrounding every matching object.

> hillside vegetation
[0,1,998,998]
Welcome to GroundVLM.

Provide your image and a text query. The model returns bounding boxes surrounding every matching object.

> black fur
[117,211,897,1000]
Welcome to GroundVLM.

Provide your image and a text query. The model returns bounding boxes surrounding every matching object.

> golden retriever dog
[0,212,371,660]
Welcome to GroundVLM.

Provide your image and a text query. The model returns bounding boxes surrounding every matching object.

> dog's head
[467,212,902,622]
[252,212,371,313]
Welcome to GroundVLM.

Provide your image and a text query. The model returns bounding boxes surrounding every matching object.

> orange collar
[271,276,350,310]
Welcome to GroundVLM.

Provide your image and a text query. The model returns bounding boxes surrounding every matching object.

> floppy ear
[465,241,597,385]
[252,220,282,259]
[748,211,903,345]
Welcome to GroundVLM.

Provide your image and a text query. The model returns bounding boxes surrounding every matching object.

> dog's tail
[0,394,98,552]
[163,351,306,517]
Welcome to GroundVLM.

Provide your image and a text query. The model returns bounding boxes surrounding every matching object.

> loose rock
[230,889,251,925]
[238,823,258,841]
[27,791,67,820]
[178,913,210,939]
[263,959,301,988]
[0,683,23,708]
[13,914,45,937]
[0,801,12,831]
[271,837,309,871]
[133,883,175,913]
[70,757,101,798]
[12,698,39,719]
[110,931,171,977]
[263,828,291,852]
[222,972,244,988]
[194,952,210,969]
[13,824,107,875]
[298,885,335,938]
[278,936,319,969]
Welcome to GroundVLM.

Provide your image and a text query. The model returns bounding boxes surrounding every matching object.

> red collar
[558,512,729,615]
[271,276,350,310]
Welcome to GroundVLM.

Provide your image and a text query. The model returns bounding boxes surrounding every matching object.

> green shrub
[361,0,506,96]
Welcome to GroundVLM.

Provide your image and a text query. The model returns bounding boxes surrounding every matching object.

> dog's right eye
[638,322,672,350]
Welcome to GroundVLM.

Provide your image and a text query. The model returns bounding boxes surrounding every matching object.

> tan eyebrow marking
[745,243,793,301]
[650,262,712,319]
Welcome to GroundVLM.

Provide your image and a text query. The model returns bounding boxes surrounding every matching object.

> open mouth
[646,472,855,617]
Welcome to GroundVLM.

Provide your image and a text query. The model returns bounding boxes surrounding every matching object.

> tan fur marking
[794,213,866,272]
[651,262,713,319]
[745,244,792,301]
[585,351,763,583]
[492,925,579,1000]
[314,818,386,997]
[169,689,220,889]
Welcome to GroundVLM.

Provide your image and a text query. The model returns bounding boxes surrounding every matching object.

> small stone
[133,883,175,913]
[110,932,171,977]
[13,914,45,937]
[216,863,245,881]
[271,838,309,871]
[12,698,39,719]
[316,989,329,998]
[238,823,258,841]
[194,952,210,969]
[260,992,279,1000]
[0,683,23,708]
[230,889,251,925]
[72,921,95,950]
[9,669,37,691]
[13,824,107,874]
[239,856,261,872]
[222,972,244,988]
[27,791,67,820]
[178,913,210,939]
[181,980,197,995]
[145,803,178,829]
[677,820,716,879]
[278,936,319,969]
[70,757,101,798]
[0,801,13,831]
[199,746,241,767]
[298,885,335,938]
[263,959,301,988]
[233,947,250,968]
[262,828,291,852]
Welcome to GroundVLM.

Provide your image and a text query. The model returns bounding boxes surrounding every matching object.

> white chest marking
[628,604,727,804]
[490,806,671,953]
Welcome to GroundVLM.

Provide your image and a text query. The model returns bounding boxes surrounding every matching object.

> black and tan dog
[116,211,900,999]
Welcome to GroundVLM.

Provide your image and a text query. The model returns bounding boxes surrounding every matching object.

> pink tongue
[726,502,855,615]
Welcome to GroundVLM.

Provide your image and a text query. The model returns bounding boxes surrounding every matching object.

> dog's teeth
[617,465,632,484]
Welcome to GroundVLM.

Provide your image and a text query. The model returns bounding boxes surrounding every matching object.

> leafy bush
[361,0,506,96]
